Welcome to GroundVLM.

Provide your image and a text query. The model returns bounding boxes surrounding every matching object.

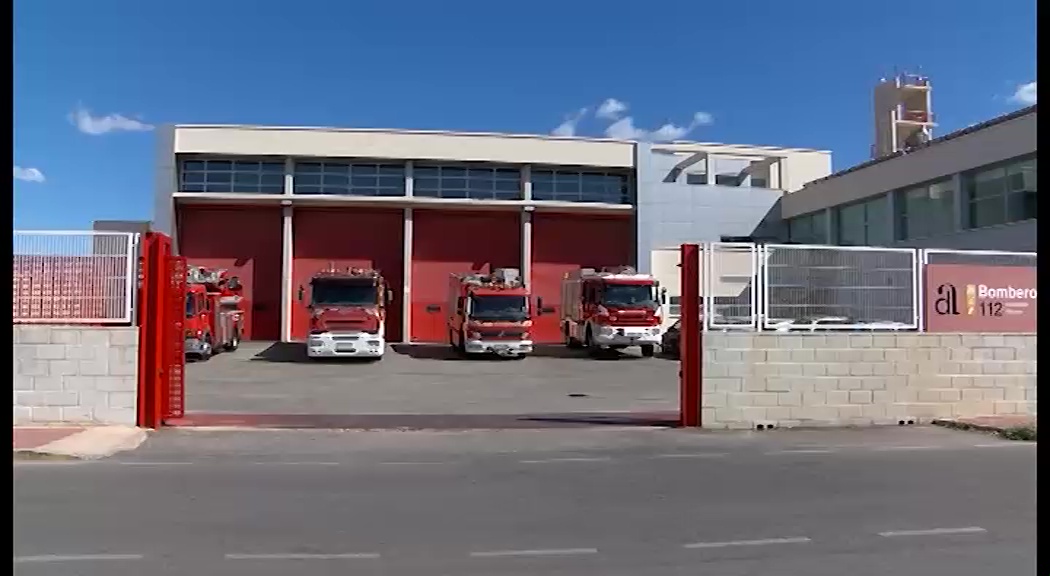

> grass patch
[999,425,1037,442]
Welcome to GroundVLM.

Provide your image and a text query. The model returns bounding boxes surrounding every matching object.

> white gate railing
[703,242,758,331]
[13,230,140,324]
[758,244,921,330]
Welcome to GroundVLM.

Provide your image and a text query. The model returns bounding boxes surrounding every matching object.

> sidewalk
[14,426,148,459]
[933,415,1037,436]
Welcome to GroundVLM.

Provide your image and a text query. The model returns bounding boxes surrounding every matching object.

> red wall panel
[530,213,634,343]
[411,210,521,342]
[177,206,283,341]
[292,208,404,342]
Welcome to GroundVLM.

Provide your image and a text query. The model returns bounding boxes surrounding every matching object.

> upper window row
[178,159,633,205]
[963,157,1036,229]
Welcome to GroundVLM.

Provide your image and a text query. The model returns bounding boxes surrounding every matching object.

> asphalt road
[14,427,1037,575]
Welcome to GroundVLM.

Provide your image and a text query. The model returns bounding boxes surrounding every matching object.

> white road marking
[651,453,728,459]
[765,449,837,455]
[878,527,987,538]
[872,445,941,452]
[683,537,812,549]
[14,554,144,563]
[519,457,613,464]
[225,553,380,560]
[118,461,194,466]
[379,461,446,466]
[972,442,1036,448]
[469,548,599,558]
[253,461,342,466]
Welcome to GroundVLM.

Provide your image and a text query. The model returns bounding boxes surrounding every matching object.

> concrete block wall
[702,333,1037,429]
[14,325,139,425]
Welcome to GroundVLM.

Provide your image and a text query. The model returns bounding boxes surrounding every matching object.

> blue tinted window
[531,169,630,204]
[179,157,285,194]
[413,163,522,200]
[292,160,405,196]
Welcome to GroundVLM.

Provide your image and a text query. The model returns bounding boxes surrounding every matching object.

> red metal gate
[137,232,186,428]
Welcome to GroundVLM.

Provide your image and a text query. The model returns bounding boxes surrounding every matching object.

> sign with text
[924,264,1037,333]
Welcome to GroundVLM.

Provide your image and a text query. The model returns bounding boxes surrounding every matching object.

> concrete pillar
[401,161,414,342]
[402,207,413,342]
[280,203,294,342]
[520,165,532,287]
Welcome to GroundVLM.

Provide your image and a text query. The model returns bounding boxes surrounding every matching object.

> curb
[932,418,1037,439]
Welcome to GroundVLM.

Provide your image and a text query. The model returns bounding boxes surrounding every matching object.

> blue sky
[13,0,1037,230]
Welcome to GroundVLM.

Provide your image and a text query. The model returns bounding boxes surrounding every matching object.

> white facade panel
[172,126,635,168]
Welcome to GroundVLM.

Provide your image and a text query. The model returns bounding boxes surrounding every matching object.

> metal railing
[703,242,758,330]
[13,230,140,324]
[759,244,920,330]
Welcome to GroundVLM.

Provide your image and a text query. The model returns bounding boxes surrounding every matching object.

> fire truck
[560,266,665,357]
[184,266,245,360]
[299,266,393,359]
[447,268,532,358]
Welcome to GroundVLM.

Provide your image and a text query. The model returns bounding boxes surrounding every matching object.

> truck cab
[448,268,533,358]
[561,266,665,357]
[300,267,393,359]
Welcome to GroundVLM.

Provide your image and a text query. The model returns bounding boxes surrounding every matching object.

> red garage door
[177,205,283,341]
[411,210,521,343]
[292,208,404,342]
[531,213,634,343]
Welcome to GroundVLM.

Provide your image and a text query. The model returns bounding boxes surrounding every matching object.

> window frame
[962,155,1037,230]
[178,156,286,194]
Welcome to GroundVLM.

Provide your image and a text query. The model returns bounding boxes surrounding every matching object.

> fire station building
[153,125,832,344]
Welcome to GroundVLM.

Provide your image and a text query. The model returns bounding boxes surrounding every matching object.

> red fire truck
[184,266,245,360]
[447,268,532,358]
[299,266,393,359]
[560,266,665,357]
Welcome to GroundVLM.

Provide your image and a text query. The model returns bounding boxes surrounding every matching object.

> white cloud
[68,104,154,135]
[604,110,714,142]
[551,107,589,137]
[596,98,628,120]
[13,166,45,183]
[1010,81,1037,105]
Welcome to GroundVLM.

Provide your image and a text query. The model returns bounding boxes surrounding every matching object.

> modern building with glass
[152,125,831,343]
[781,105,1037,252]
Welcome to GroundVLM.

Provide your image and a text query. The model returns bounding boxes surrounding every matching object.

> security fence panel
[704,242,758,330]
[759,244,920,330]
[13,230,140,324]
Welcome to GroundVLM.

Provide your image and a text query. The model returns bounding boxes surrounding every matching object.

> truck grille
[614,316,653,327]
[327,321,371,332]
[479,328,525,340]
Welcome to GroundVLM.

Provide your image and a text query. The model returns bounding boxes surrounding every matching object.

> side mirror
[385,288,394,304]
[660,287,667,305]
[228,276,242,291]
[297,285,304,302]
[536,297,544,316]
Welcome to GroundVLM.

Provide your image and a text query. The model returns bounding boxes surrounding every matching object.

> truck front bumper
[592,326,661,347]
[185,338,211,356]
[464,339,533,357]
[307,333,385,358]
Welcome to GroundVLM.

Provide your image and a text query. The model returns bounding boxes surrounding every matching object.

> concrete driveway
[182,341,680,422]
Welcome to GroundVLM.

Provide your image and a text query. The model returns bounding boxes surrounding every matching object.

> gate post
[136,233,186,428]
[680,243,702,427]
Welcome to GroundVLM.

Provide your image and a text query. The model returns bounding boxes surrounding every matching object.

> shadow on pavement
[166,411,681,429]
[249,342,379,364]
[391,343,651,361]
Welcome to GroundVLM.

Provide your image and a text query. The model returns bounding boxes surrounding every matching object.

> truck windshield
[311,280,376,307]
[469,295,529,322]
[185,298,195,318]
[602,283,657,308]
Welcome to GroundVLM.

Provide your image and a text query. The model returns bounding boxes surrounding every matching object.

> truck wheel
[640,344,655,358]
[565,325,583,349]
[199,335,213,361]
[585,326,601,357]
[225,329,240,352]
